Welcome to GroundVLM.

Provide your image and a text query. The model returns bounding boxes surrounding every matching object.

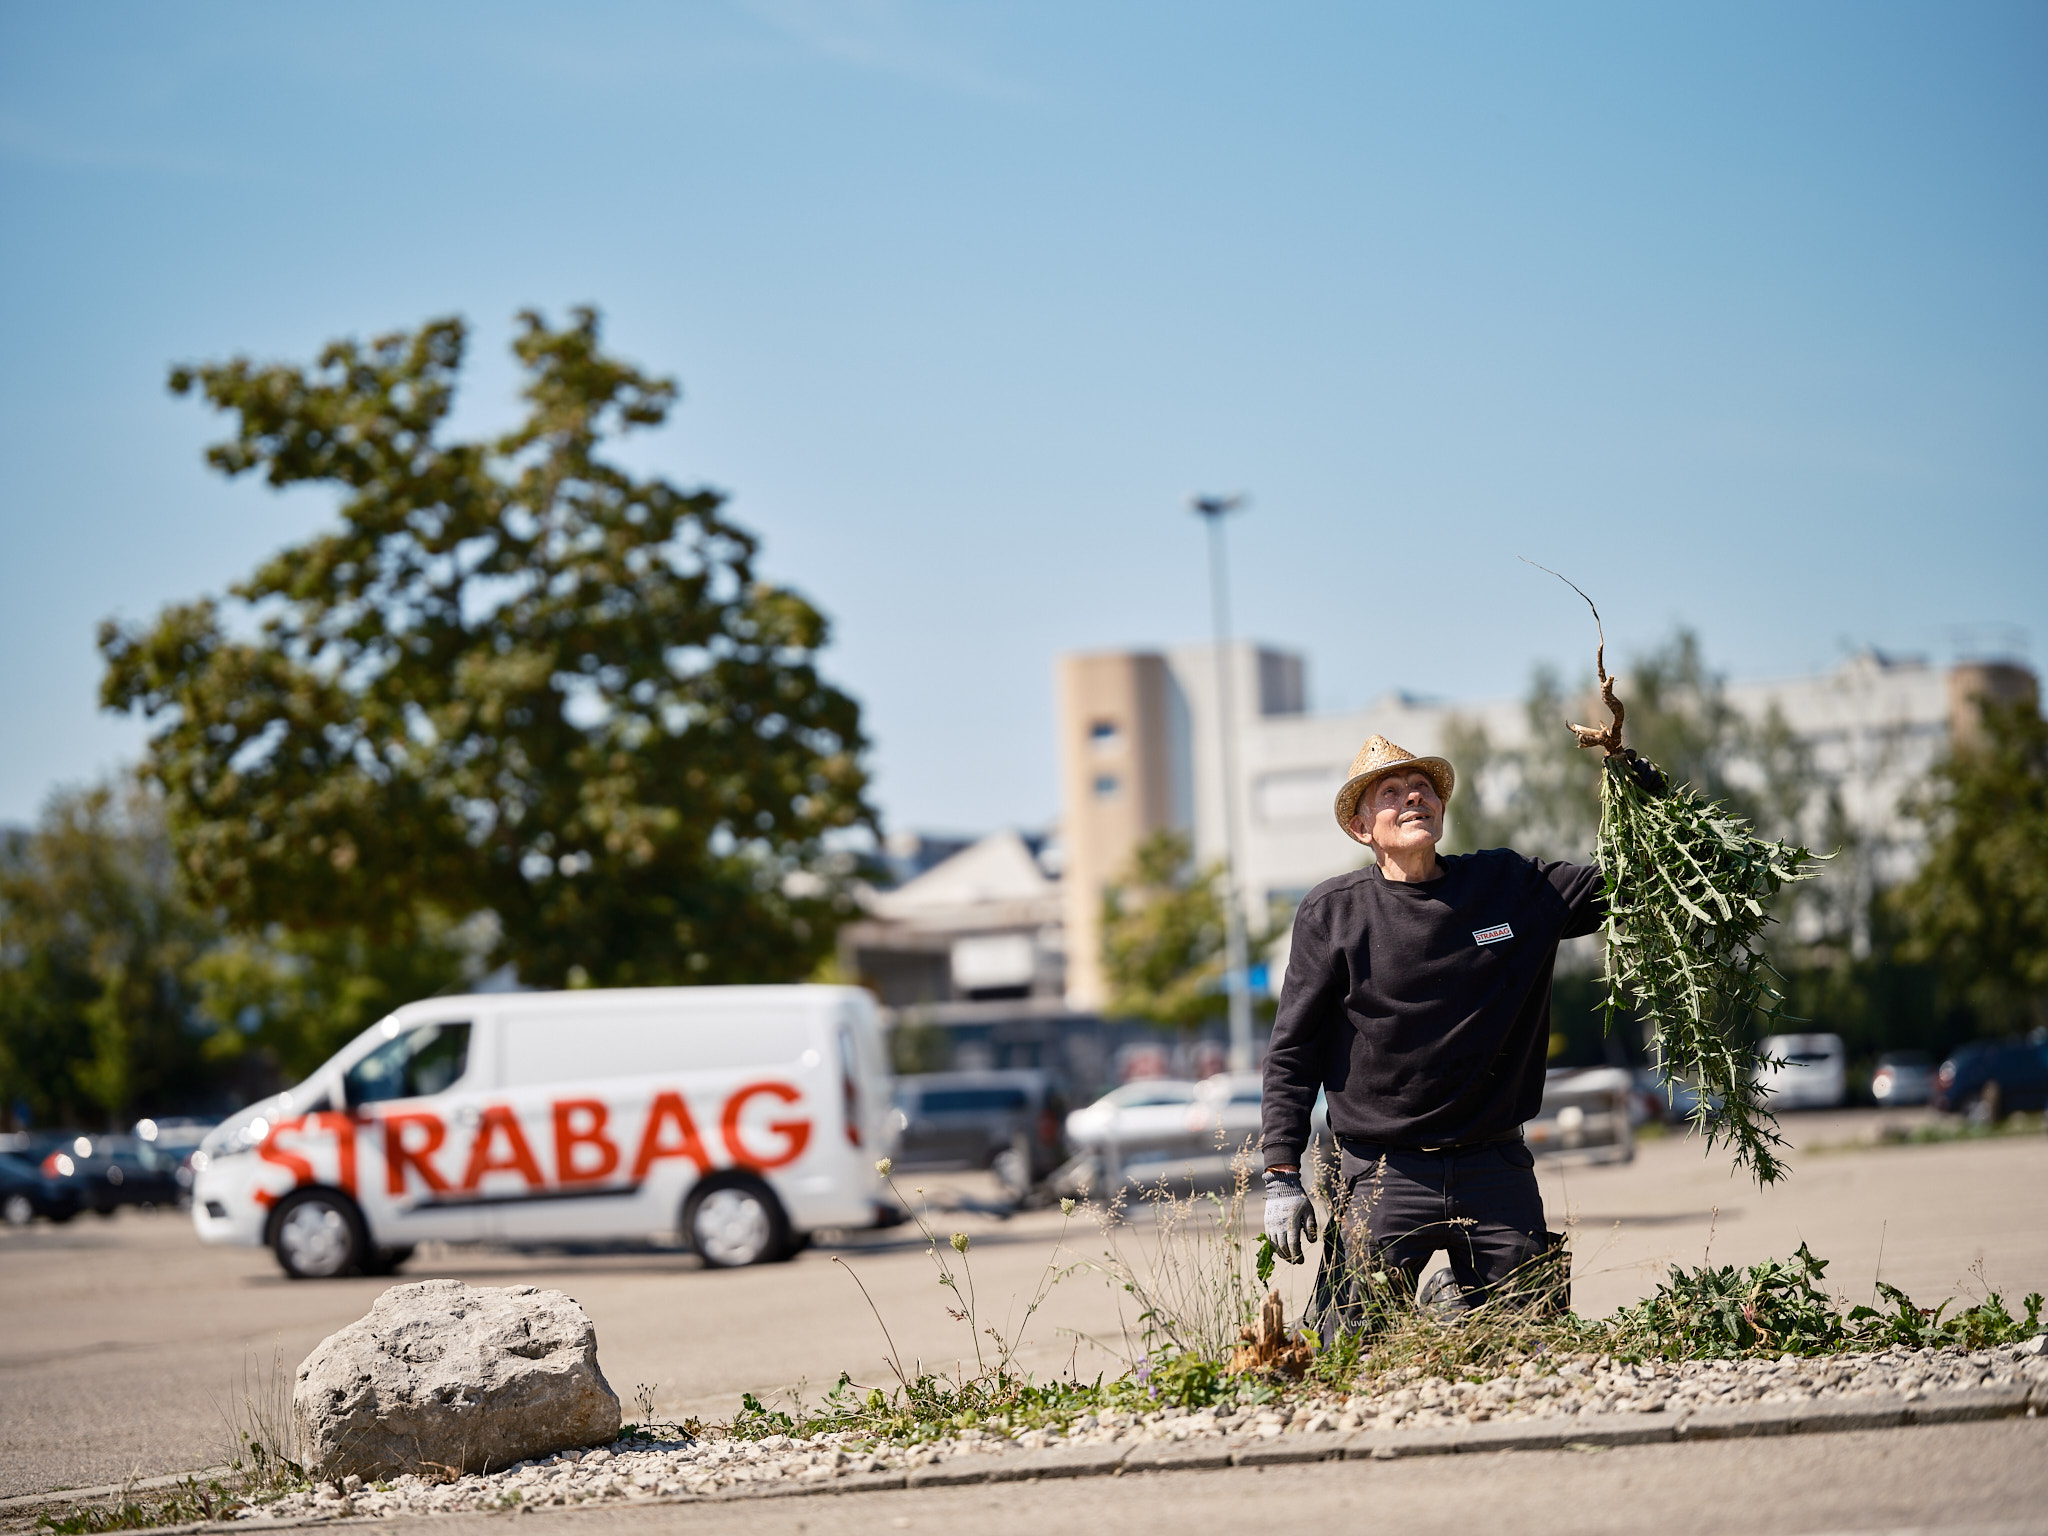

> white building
[1056,644,2035,1009]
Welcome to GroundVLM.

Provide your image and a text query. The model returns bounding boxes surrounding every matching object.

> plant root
[1521,557,1631,755]
[1226,1289,1314,1379]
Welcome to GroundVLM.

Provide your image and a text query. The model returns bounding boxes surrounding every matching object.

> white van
[190,985,897,1278]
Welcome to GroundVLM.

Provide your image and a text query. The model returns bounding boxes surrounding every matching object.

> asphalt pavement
[2,1108,2044,1507]
[245,1421,2048,1536]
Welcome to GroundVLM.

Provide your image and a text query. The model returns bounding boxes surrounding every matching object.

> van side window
[919,1088,1030,1114]
[344,1023,471,1107]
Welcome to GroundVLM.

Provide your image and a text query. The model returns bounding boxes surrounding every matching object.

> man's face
[1348,769,1443,854]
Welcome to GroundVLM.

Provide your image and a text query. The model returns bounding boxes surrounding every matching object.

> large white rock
[294,1279,621,1479]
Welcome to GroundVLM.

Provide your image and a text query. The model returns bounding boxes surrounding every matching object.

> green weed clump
[33,1471,272,1536]
[1345,1246,2044,1384]
[1603,1243,2036,1362]
[724,1367,1247,1446]
[760,1228,2043,1445]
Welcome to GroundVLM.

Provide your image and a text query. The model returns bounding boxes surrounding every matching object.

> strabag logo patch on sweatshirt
[1473,923,1514,946]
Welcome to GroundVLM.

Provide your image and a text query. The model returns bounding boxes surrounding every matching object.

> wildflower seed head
[874,1157,892,1177]
[951,1232,970,1254]
[1060,1197,1076,1216]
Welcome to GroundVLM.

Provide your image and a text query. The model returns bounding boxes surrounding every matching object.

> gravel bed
[248,1337,2047,1521]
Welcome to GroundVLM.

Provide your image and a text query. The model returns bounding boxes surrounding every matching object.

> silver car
[1756,1033,1848,1110]
[1527,1067,1636,1163]
[1063,1073,1327,1189]
[1871,1051,1934,1107]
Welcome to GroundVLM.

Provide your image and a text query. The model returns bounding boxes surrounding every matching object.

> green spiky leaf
[1596,755,1824,1186]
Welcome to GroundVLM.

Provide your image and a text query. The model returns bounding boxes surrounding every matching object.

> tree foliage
[1099,831,1229,1029]
[1891,697,2048,1033]
[101,309,874,994]
[189,920,482,1085]
[0,780,217,1127]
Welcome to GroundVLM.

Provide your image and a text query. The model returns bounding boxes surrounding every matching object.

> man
[1259,733,1619,1323]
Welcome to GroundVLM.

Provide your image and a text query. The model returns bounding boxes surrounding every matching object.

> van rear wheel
[270,1188,367,1279]
[684,1174,791,1268]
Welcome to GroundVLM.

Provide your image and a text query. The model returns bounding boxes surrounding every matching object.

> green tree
[1100,831,1231,1029]
[1891,697,2048,1034]
[189,920,482,1085]
[101,310,874,994]
[0,780,217,1128]
[1444,667,1600,860]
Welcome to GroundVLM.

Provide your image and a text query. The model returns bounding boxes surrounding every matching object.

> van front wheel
[270,1188,367,1279]
[684,1175,791,1268]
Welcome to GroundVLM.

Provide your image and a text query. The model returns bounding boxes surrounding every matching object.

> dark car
[890,1070,1067,1192]
[1932,1035,2048,1120]
[39,1134,187,1214]
[0,1129,92,1163]
[135,1116,219,1201]
[1,1152,80,1225]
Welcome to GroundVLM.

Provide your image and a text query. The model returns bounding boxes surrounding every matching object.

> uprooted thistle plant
[1531,561,1823,1186]
[1596,754,1818,1183]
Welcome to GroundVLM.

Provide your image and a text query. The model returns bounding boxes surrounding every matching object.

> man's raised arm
[1260,894,1342,1173]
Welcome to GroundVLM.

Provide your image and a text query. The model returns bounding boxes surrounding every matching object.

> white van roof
[381,983,874,1026]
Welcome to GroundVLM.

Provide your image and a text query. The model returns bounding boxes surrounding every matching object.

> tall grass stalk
[1070,1143,1275,1368]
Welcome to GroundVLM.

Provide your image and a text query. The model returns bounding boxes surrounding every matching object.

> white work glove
[1262,1168,1318,1264]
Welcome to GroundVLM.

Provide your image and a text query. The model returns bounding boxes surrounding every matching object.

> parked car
[41,1134,186,1214]
[1621,1069,1672,1127]
[194,985,897,1276]
[1755,1033,1847,1110]
[1182,1072,1266,1153]
[0,1129,93,1164]
[1932,1035,2048,1120]
[1063,1078,1199,1177]
[1870,1051,1935,1107]
[1063,1073,1328,1188]
[1636,1069,1722,1125]
[1527,1067,1635,1162]
[890,1071,1067,1189]
[1,1152,80,1225]
[136,1116,219,1200]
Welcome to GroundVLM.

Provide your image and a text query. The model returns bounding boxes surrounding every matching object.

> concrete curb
[14,1386,2042,1531]
[0,1467,235,1513]
[1120,1434,1246,1471]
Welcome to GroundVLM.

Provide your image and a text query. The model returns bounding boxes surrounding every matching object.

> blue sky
[2,2,2042,835]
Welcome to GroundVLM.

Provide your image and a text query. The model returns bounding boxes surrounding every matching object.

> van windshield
[345,1023,471,1107]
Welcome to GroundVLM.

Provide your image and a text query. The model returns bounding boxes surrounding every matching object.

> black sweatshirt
[1260,850,1606,1167]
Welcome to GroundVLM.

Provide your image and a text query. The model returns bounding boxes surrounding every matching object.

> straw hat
[1333,735,1455,845]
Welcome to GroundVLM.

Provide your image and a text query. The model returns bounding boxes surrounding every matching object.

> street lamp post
[1190,493,1254,1074]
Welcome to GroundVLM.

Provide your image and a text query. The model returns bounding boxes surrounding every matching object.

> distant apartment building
[1056,642,2037,1010]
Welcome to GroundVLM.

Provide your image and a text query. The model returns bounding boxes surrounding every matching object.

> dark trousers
[1311,1138,1566,1338]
